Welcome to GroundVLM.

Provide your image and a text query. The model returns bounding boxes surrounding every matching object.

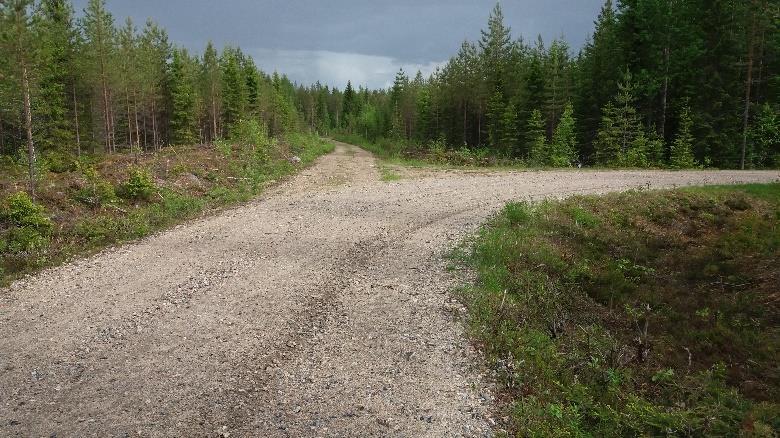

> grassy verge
[0,133,334,286]
[456,184,780,436]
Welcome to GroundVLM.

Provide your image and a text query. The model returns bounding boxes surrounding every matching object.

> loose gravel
[1,142,777,437]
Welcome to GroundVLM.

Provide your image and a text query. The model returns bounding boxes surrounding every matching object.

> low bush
[1,192,53,254]
[118,168,156,201]
[73,165,118,208]
[459,184,780,435]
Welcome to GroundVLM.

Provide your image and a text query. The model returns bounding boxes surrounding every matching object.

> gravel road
[1,142,777,437]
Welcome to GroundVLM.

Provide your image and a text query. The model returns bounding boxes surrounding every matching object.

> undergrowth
[457,184,780,436]
[0,131,334,285]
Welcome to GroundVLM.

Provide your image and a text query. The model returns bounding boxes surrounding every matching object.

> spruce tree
[527,109,547,165]
[670,104,696,168]
[479,3,512,93]
[544,38,572,135]
[169,48,197,145]
[550,103,577,166]
[342,80,356,129]
[486,90,504,151]
[499,102,519,156]
[594,69,648,166]
[220,47,247,135]
[35,0,77,151]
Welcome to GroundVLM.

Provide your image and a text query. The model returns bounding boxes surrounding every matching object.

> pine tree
[0,0,38,194]
[201,41,221,142]
[35,0,77,151]
[81,0,116,152]
[118,17,139,149]
[670,104,696,168]
[550,102,577,166]
[138,20,169,149]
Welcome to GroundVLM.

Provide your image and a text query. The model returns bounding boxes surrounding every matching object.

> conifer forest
[1,1,779,436]
[1,1,778,189]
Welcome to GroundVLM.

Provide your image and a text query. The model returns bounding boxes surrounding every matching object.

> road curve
[1,142,777,437]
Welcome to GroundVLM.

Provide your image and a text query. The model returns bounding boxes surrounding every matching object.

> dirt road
[1,142,777,437]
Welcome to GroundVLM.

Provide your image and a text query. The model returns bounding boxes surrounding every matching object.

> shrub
[4,192,53,232]
[74,165,117,208]
[42,150,79,173]
[119,168,156,201]
[1,192,53,253]
[214,139,233,157]
[231,119,274,161]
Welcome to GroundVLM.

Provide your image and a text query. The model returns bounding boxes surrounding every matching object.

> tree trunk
[741,5,757,170]
[101,78,111,152]
[22,64,36,198]
[73,82,81,157]
[126,87,133,148]
[463,100,467,145]
[109,95,117,153]
[151,99,158,150]
[660,46,670,141]
[133,91,140,149]
[98,37,111,153]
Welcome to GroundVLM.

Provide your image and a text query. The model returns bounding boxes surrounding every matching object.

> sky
[72,0,604,90]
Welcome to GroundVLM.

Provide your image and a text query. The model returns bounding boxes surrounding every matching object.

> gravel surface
[1,142,777,437]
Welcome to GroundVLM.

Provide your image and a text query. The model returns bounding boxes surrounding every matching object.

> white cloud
[248,48,445,90]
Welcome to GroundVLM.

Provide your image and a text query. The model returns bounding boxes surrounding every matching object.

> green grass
[457,183,780,436]
[0,134,335,286]
[378,165,402,182]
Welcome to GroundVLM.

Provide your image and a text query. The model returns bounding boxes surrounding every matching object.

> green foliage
[220,47,247,133]
[73,164,117,207]
[670,104,697,169]
[118,168,156,201]
[42,150,79,173]
[749,104,780,168]
[460,185,780,435]
[230,118,274,161]
[549,103,577,166]
[169,48,199,145]
[527,109,547,165]
[1,192,53,253]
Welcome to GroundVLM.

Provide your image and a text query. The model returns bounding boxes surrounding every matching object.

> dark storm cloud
[72,0,604,88]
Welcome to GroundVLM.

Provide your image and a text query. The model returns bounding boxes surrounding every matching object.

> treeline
[0,0,303,195]
[297,1,779,169]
